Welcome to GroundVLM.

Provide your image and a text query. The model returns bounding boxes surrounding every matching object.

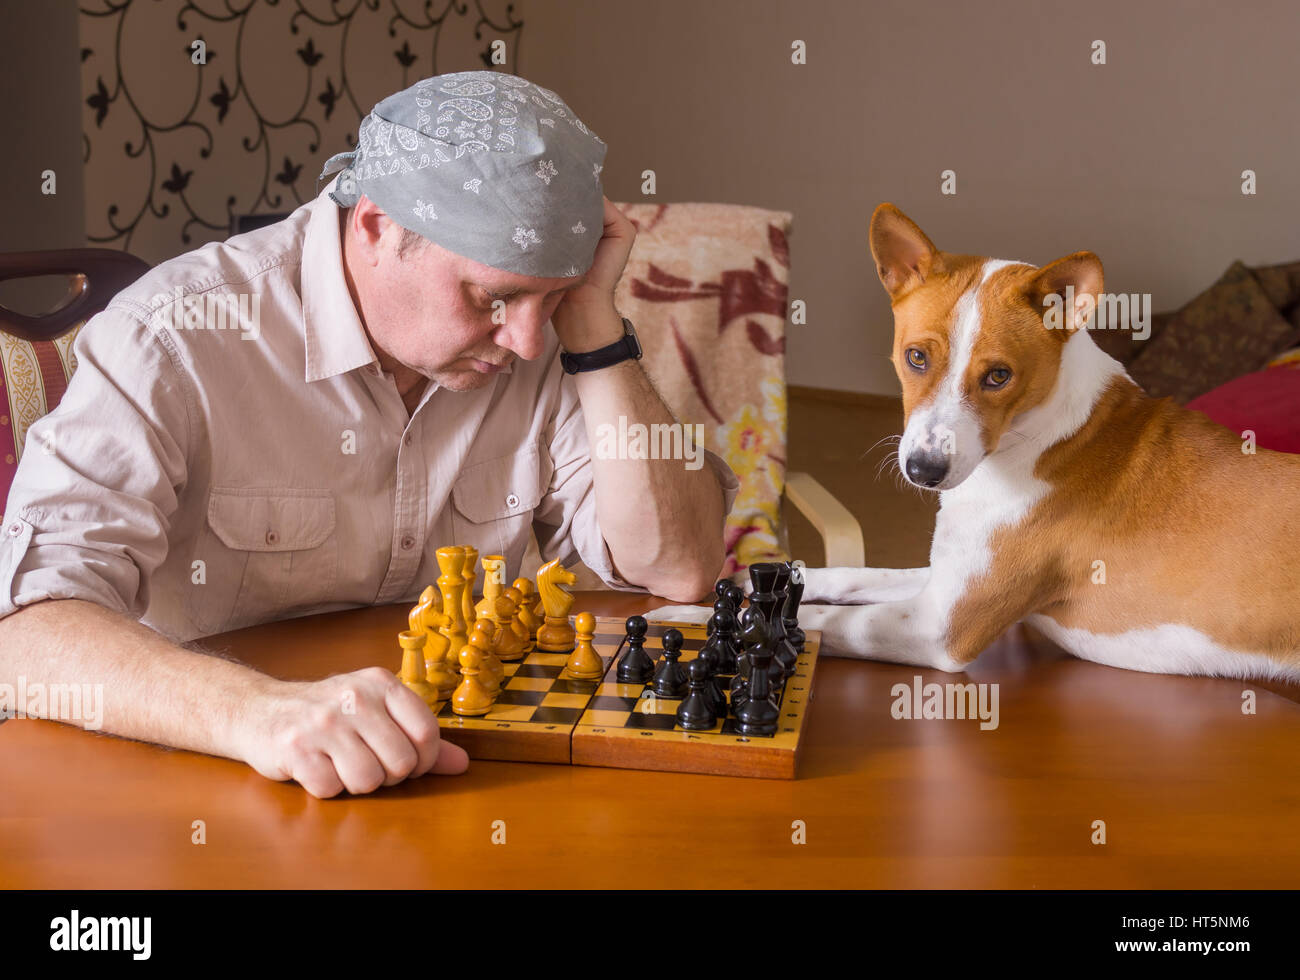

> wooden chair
[0,248,149,342]
[0,249,150,505]
[623,201,863,572]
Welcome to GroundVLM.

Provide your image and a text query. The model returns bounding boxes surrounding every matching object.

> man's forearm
[0,598,468,797]
[565,304,727,600]
[0,598,267,756]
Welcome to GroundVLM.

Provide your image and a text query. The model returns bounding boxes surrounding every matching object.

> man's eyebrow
[478,280,585,298]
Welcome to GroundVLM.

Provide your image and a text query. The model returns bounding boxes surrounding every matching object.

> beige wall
[0,1,84,251]
[526,0,1300,395]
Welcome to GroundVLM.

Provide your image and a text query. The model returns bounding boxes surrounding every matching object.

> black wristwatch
[559,317,642,375]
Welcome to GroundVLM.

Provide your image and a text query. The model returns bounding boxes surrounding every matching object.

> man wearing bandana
[0,73,737,797]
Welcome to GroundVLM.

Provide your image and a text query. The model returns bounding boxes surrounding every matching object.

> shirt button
[403,433,413,447]
[265,529,279,545]
[505,492,520,509]
[7,522,21,537]
[401,534,416,550]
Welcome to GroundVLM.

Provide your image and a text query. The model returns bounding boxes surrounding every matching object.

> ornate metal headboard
[0,249,150,343]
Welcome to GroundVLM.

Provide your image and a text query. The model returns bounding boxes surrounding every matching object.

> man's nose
[905,450,950,489]
[491,302,548,361]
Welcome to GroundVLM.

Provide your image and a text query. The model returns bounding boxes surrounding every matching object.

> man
[0,72,735,798]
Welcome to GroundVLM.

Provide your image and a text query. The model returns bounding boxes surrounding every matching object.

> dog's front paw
[642,604,713,625]
[799,566,856,604]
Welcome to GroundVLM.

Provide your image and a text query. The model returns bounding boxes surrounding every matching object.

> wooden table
[2,592,1298,889]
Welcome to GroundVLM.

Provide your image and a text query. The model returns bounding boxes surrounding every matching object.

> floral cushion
[0,325,84,509]
[1126,261,1299,403]
[612,202,792,577]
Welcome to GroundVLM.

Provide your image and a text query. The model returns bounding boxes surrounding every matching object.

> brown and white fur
[654,204,1300,681]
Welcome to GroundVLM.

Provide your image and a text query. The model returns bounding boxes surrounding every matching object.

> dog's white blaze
[902,259,1024,490]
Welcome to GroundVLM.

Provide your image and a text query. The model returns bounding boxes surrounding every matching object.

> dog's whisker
[859,432,902,462]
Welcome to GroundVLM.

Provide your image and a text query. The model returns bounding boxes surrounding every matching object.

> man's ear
[1027,251,1104,333]
[347,195,395,265]
[869,203,942,299]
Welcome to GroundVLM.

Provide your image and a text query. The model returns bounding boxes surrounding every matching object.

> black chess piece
[616,615,655,684]
[784,560,807,656]
[676,659,718,731]
[728,671,748,716]
[735,629,779,737]
[772,561,791,604]
[714,579,731,602]
[731,611,770,716]
[736,605,763,679]
[696,645,729,720]
[652,628,689,698]
[751,562,797,681]
[709,596,733,636]
[748,562,780,622]
[711,609,741,674]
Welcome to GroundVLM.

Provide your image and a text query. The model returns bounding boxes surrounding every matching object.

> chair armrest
[0,248,150,342]
[784,471,865,567]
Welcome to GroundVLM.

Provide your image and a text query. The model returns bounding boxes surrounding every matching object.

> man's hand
[551,196,637,351]
[239,668,469,798]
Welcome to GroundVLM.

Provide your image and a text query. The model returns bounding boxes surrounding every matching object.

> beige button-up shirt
[0,191,737,642]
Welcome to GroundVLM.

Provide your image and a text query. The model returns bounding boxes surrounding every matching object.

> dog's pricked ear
[1028,251,1105,334]
[869,204,942,299]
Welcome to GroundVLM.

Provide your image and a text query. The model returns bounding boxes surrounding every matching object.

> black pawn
[711,610,741,674]
[735,638,779,737]
[696,645,728,720]
[652,628,689,698]
[714,579,732,602]
[709,596,732,635]
[616,615,655,684]
[724,584,745,612]
[676,659,717,731]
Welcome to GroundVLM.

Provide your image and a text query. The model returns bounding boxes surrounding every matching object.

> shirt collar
[301,189,381,383]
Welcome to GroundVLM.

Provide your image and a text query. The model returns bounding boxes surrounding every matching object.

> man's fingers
[429,739,470,775]
[383,682,469,776]
[326,731,389,796]
[380,682,442,778]
[292,750,345,800]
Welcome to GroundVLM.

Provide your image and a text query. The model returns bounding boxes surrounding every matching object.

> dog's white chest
[928,463,1047,608]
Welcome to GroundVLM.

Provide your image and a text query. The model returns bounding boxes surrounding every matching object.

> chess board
[432,618,820,779]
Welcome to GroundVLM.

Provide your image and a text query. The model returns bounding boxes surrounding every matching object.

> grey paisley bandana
[319,71,607,279]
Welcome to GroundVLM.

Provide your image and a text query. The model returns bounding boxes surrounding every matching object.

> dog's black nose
[905,454,949,488]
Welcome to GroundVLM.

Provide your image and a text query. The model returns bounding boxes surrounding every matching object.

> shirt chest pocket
[449,447,551,560]
[188,488,339,634]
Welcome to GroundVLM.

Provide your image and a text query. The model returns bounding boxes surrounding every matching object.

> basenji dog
[654,203,1300,681]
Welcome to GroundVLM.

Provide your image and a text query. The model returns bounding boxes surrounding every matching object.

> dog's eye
[905,348,927,370]
[983,367,1012,389]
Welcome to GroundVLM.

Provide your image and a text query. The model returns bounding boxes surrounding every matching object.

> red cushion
[1186,365,1300,454]
[0,330,82,511]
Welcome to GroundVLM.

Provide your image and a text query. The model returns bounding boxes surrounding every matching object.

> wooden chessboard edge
[570,731,796,779]
[438,726,572,765]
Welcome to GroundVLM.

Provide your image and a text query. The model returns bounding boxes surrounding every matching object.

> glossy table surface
[2,592,1298,889]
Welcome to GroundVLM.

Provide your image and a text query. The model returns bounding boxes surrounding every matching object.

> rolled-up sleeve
[531,370,740,591]
[0,306,191,620]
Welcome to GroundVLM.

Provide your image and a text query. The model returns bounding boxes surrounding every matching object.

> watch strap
[560,317,642,374]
